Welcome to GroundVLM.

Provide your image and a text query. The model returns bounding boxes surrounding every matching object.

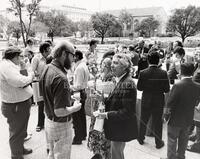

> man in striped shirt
[0,46,34,159]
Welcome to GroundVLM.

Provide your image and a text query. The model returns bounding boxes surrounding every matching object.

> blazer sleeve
[137,71,144,91]
[107,81,137,121]
[163,71,170,93]
[166,84,180,110]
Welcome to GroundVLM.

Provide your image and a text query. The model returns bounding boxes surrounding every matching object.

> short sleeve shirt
[39,60,71,122]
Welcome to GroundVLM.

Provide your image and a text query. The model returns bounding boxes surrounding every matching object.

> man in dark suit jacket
[187,65,200,153]
[96,54,138,159]
[163,63,200,159]
[137,51,170,149]
[135,40,149,77]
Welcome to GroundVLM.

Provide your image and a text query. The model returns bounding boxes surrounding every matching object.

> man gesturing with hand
[40,41,81,159]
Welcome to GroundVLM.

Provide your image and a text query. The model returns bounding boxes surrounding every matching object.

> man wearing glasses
[0,46,35,159]
[40,41,81,159]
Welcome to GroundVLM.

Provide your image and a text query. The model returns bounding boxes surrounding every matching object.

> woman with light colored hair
[88,56,115,159]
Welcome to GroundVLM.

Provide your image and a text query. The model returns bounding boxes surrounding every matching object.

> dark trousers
[167,125,190,159]
[72,90,87,141]
[1,98,31,158]
[139,107,163,145]
[37,101,45,127]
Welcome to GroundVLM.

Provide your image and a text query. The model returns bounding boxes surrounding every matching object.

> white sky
[1,0,200,15]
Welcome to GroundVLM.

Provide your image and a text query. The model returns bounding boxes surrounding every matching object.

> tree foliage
[77,21,93,37]
[8,0,41,46]
[119,10,133,30]
[91,13,116,44]
[35,10,73,41]
[7,21,21,42]
[167,5,200,42]
[134,17,159,37]
[106,19,123,37]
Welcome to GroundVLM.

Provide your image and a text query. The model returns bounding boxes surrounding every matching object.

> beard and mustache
[64,55,72,70]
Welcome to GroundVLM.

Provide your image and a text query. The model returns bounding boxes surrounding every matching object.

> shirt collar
[51,59,66,73]
[149,64,158,67]
[115,72,126,83]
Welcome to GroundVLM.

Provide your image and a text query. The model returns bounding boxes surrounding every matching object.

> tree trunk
[19,10,26,47]
[51,35,54,42]
[101,36,104,44]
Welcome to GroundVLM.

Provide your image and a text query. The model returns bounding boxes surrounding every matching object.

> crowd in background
[0,38,200,159]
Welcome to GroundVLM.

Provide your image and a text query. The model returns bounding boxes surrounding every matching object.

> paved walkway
[0,105,199,159]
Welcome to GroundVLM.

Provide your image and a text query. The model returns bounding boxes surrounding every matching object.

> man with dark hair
[31,42,51,132]
[0,46,34,159]
[85,39,98,64]
[168,46,185,84]
[137,51,170,148]
[134,40,149,78]
[162,63,200,159]
[40,41,81,159]
[71,50,90,144]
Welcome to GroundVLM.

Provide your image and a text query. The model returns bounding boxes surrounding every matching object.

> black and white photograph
[0,0,200,159]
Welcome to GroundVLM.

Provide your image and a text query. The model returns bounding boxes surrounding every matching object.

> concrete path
[0,105,199,159]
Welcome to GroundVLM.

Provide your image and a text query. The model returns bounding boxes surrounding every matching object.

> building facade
[104,7,168,35]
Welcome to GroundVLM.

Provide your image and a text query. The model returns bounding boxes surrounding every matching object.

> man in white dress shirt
[0,46,34,159]
[71,50,90,144]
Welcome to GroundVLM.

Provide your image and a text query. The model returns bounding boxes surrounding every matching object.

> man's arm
[3,65,34,88]
[52,77,81,117]
[107,82,137,121]
[163,71,170,93]
[137,71,145,91]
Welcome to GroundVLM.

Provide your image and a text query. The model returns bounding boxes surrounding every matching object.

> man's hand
[72,101,82,113]
[163,108,171,122]
[93,110,107,119]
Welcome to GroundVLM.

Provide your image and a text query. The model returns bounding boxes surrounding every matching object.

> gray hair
[52,41,74,59]
[113,53,133,73]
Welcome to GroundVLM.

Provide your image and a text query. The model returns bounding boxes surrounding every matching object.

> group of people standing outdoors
[0,38,200,159]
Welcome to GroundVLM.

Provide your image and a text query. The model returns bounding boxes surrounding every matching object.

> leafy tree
[7,21,21,43]
[8,0,41,46]
[119,10,133,36]
[134,17,159,37]
[167,5,200,42]
[35,10,70,41]
[91,13,116,44]
[77,21,93,37]
[106,19,123,37]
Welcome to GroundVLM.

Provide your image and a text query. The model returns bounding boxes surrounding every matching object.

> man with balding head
[96,53,138,159]
[40,41,81,159]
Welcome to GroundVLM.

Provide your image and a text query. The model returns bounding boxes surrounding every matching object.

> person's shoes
[189,134,197,142]
[36,126,44,132]
[156,140,165,149]
[23,148,32,155]
[72,139,82,145]
[24,134,32,142]
[137,138,144,145]
[91,154,103,159]
[187,145,200,153]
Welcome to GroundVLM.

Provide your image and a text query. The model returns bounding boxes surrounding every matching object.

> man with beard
[71,50,90,144]
[39,41,81,159]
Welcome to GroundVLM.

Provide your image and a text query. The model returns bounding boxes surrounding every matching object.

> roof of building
[104,7,166,17]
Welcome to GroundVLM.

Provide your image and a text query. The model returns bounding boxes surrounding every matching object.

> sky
[1,0,200,15]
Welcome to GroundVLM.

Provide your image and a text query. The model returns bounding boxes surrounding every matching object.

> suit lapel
[107,72,129,100]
